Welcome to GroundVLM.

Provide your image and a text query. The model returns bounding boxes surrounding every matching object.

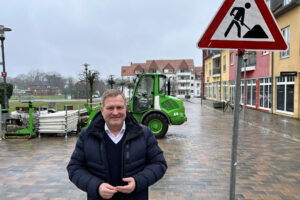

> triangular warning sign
[198,0,287,50]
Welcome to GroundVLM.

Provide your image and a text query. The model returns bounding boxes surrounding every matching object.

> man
[67,89,167,200]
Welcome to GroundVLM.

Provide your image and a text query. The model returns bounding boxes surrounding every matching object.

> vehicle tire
[143,113,168,138]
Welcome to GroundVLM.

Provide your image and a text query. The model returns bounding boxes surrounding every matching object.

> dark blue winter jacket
[67,111,167,200]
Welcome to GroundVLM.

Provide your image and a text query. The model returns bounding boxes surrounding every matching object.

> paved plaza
[0,99,300,200]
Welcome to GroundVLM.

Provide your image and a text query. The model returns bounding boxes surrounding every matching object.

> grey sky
[1,0,222,80]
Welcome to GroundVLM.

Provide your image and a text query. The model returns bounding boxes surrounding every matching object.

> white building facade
[121,59,202,99]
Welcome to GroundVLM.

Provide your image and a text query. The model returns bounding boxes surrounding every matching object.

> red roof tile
[121,59,197,76]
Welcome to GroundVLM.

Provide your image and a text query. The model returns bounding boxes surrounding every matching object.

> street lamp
[0,25,12,110]
[83,63,89,104]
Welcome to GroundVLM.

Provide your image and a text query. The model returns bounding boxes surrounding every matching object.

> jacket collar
[86,111,143,141]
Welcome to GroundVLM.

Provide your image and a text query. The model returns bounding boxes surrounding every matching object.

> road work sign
[198,0,287,50]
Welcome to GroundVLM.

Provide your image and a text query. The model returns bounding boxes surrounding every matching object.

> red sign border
[198,0,288,50]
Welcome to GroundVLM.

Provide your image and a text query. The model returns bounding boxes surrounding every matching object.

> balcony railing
[213,68,221,75]
[245,53,256,67]
[204,50,221,59]
[241,52,256,71]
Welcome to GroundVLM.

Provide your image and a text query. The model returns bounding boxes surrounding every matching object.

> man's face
[101,95,126,130]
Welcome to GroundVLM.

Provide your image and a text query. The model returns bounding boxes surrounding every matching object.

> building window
[209,63,212,75]
[241,80,245,105]
[197,83,200,87]
[230,53,234,65]
[259,77,272,110]
[262,51,269,55]
[276,76,294,114]
[223,81,228,101]
[217,81,221,101]
[246,79,256,107]
[191,76,194,80]
[135,70,143,74]
[180,69,189,73]
[178,90,185,95]
[205,83,208,97]
[191,83,194,87]
[223,55,226,72]
[280,26,290,58]
[209,83,212,98]
[149,69,157,73]
[163,69,173,73]
[284,0,291,6]
[230,81,235,103]
[213,83,216,99]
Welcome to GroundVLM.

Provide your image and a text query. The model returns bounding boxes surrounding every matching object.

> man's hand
[99,183,117,199]
[116,177,136,194]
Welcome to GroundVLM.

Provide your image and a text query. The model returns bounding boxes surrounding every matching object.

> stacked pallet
[38,110,79,134]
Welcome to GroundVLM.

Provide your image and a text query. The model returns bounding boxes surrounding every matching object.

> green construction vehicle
[130,73,187,138]
[77,103,101,132]
[5,101,36,139]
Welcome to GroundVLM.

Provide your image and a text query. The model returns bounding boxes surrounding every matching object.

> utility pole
[83,63,89,104]
[0,25,11,110]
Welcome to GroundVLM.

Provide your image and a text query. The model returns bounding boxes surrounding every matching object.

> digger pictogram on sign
[224,2,268,39]
[197,0,287,50]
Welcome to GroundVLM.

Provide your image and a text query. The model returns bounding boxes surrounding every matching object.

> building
[28,84,61,96]
[121,59,202,99]
[202,0,300,119]
[203,50,230,102]
[271,0,300,118]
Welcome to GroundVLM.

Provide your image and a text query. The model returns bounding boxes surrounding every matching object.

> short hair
[101,89,126,107]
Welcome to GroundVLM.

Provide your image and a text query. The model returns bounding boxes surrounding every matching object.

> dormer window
[163,69,174,73]
[135,70,143,75]
[180,69,189,73]
[149,69,157,73]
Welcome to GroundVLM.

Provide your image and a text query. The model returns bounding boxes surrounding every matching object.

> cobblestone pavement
[0,99,299,200]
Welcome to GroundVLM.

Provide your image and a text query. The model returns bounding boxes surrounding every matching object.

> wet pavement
[0,98,300,200]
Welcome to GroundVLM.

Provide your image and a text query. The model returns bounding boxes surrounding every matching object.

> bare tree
[27,69,45,85]
[126,79,135,100]
[66,77,76,98]
[75,81,86,98]
[45,72,66,91]
[116,78,127,92]
[87,70,99,103]
[106,75,116,89]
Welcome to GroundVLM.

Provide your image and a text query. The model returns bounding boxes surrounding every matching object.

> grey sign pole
[229,49,244,200]
[0,104,2,140]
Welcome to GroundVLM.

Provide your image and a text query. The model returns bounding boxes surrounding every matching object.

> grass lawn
[10,95,68,100]
[8,100,101,114]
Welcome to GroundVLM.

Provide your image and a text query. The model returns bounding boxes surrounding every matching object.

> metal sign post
[229,49,244,200]
[0,104,2,140]
[197,0,288,199]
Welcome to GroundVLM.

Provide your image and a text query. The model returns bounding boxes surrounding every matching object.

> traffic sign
[1,72,7,77]
[198,0,287,50]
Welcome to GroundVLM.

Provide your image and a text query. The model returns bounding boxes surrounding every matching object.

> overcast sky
[1,0,222,80]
